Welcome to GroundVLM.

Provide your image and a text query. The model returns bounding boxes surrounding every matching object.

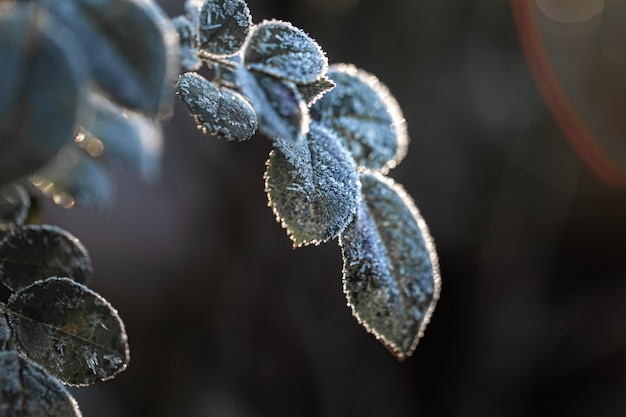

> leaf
[0,314,11,351]
[298,75,336,107]
[41,0,180,117]
[198,0,252,57]
[0,351,82,417]
[0,184,31,230]
[5,277,129,386]
[339,172,440,360]
[0,224,93,292]
[237,67,309,143]
[30,147,114,211]
[80,92,164,181]
[265,123,360,247]
[0,4,86,187]
[311,64,409,173]
[177,72,258,141]
[172,15,202,70]
[243,19,328,84]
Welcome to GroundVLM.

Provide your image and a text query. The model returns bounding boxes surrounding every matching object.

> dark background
[43,0,626,416]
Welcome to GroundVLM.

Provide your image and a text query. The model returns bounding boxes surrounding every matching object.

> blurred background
[41,0,626,416]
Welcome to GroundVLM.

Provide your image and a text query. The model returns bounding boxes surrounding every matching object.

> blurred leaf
[339,172,440,360]
[31,147,114,211]
[0,184,30,230]
[0,314,11,351]
[311,64,409,173]
[0,4,85,187]
[243,19,328,84]
[0,224,93,292]
[42,0,180,117]
[177,72,258,141]
[0,351,81,417]
[298,76,335,107]
[80,92,164,181]
[265,123,359,247]
[198,0,251,57]
[172,15,202,70]
[184,0,204,26]
[238,67,309,143]
[5,277,129,387]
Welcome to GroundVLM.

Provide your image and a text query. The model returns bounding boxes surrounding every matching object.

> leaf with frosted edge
[0,224,93,292]
[177,72,258,141]
[0,184,30,230]
[243,19,328,84]
[31,147,114,211]
[0,4,85,187]
[198,0,252,57]
[41,0,180,117]
[311,64,409,173]
[237,66,309,143]
[172,15,202,70]
[298,76,336,107]
[0,351,82,416]
[339,172,440,360]
[5,277,129,387]
[80,92,164,181]
[265,123,360,247]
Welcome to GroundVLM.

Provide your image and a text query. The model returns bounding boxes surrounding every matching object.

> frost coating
[265,123,360,247]
[198,0,251,57]
[243,20,328,84]
[172,15,202,70]
[0,351,82,416]
[0,224,93,292]
[339,172,440,360]
[298,75,336,107]
[177,72,258,141]
[6,277,129,386]
[311,64,409,173]
[0,184,30,229]
[237,67,309,143]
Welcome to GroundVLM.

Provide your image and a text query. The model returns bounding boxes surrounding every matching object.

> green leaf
[265,123,360,247]
[5,277,129,387]
[339,172,440,360]
[0,4,85,187]
[0,184,31,230]
[198,0,252,57]
[30,147,114,211]
[238,67,309,143]
[298,75,335,107]
[0,351,82,417]
[80,92,164,181]
[177,72,258,141]
[41,0,180,117]
[311,64,409,173]
[172,15,202,70]
[0,224,93,292]
[243,19,328,84]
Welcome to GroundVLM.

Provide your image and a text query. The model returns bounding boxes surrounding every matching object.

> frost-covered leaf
[5,277,129,386]
[238,67,309,143]
[0,315,11,351]
[0,184,30,230]
[298,76,335,107]
[339,172,440,360]
[0,351,82,417]
[31,147,114,211]
[243,20,328,84]
[311,64,409,173]
[198,0,251,57]
[177,72,257,141]
[80,92,164,180]
[184,0,204,26]
[172,15,201,70]
[0,224,93,292]
[41,0,180,117]
[265,123,359,247]
[0,4,85,187]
